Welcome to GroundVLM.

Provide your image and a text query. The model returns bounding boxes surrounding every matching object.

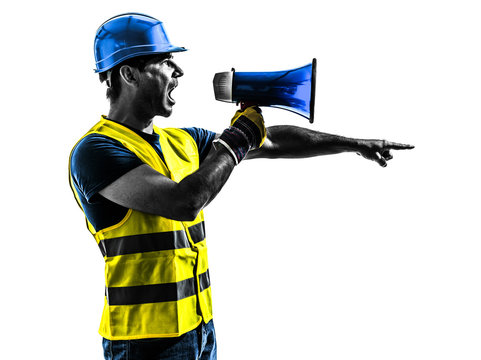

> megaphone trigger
[240,101,260,112]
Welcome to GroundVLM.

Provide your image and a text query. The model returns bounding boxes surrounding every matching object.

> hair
[98,53,170,103]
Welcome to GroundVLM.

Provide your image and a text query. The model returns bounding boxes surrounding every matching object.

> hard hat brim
[94,46,187,73]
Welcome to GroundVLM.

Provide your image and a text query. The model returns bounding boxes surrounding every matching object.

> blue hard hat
[94,13,187,73]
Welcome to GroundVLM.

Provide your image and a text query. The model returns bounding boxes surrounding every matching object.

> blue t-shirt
[70,124,216,231]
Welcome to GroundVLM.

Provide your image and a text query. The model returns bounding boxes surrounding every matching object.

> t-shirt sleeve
[181,127,217,164]
[70,134,144,202]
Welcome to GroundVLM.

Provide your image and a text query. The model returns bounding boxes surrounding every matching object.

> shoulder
[70,133,143,201]
[73,133,124,153]
[70,132,142,180]
[71,133,135,164]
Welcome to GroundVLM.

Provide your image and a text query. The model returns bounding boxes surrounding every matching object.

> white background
[1,0,480,359]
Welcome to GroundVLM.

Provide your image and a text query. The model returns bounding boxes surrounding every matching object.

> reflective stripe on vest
[69,117,213,340]
[98,221,206,257]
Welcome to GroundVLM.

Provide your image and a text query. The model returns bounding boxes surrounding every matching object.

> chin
[158,105,174,118]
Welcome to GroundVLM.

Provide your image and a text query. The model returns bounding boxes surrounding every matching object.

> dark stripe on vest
[199,269,210,292]
[107,270,211,306]
[98,221,206,257]
[188,221,205,244]
[99,230,190,257]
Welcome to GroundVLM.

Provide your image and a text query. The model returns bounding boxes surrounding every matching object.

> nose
[171,60,184,78]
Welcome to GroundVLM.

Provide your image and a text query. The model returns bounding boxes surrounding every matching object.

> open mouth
[167,82,178,104]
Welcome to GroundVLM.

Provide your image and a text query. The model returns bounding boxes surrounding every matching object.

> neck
[107,100,155,134]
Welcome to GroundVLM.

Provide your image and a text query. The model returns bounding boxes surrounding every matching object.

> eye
[157,58,173,68]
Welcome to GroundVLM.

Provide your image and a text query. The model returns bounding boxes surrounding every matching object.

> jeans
[102,320,217,360]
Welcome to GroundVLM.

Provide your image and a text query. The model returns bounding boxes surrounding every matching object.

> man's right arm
[99,144,235,222]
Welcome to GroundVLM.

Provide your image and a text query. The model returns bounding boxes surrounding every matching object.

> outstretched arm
[246,125,414,167]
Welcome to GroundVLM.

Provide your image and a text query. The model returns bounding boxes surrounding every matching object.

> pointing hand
[356,139,415,167]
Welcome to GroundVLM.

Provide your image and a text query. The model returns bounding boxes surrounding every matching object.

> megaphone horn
[213,58,317,123]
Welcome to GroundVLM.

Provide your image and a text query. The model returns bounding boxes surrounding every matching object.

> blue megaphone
[213,59,317,123]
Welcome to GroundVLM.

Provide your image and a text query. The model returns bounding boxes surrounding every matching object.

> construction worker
[69,13,414,360]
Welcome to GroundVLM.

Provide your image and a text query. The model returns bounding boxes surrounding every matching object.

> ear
[118,65,139,87]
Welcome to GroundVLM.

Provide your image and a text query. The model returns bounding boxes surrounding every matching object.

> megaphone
[213,58,317,123]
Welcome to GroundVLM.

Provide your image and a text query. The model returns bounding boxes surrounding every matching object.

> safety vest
[69,117,213,340]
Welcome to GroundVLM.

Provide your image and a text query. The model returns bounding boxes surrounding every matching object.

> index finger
[384,141,415,150]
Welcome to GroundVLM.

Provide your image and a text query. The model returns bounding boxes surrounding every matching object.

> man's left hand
[356,140,415,167]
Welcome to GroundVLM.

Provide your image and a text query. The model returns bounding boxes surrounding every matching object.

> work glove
[215,106,266,164]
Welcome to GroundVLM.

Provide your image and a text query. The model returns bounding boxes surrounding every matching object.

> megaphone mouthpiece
[213,71,234,103]
[213,59,317,123]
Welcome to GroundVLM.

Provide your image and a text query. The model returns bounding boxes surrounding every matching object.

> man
[69,13,413,360]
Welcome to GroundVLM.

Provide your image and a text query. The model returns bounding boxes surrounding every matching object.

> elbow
[168,196,203,222]
[177,204,201,222]
[161,180,208,222]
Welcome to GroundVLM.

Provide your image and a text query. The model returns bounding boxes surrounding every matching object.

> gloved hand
[215,106,266,164]
[230,106,267,148]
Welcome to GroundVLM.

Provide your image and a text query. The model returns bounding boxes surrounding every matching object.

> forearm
[247,125,363,159]
[99,143,236,222]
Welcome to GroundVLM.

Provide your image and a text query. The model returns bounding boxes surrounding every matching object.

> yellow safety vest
[69,117,213,340]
